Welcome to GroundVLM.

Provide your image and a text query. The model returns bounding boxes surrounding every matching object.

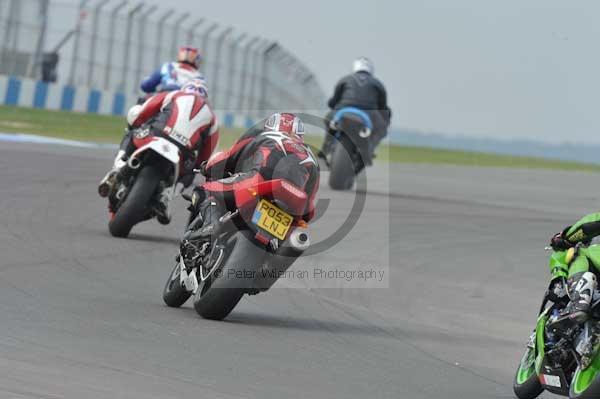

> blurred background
[2,0,600,162]
[0,0,325,116]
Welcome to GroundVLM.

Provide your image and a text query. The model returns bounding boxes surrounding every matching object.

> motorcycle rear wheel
[109,165,161,238]
[329,137,355,191]
[193,231,266,320]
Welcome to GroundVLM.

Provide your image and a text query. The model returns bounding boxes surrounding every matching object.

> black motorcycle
[322,107,374,190]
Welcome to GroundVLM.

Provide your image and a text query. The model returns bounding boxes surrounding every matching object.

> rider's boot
[318,131,335,160]
[550,271,597,331]
[155,184,171,225]
[187,198,221,239]
[98,150,127,197]
[181,196,220,260]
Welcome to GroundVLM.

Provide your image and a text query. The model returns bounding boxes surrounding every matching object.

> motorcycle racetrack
[1,140,592,398]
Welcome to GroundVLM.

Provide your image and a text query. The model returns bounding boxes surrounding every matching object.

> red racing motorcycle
[107,127,183,237]
[162,175,312,320]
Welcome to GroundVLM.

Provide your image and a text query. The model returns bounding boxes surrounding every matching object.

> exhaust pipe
[289,228,310,252]
[128,156,141,170]
[115,185,127,200]
[253,228,311,292]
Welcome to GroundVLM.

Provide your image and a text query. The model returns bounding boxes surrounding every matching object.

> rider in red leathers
[98,79,219,223]
[189,113,320,239]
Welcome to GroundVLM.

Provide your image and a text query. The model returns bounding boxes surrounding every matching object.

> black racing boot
[98,150,127,198]
[549,272,596,331]
[318,132,335,160]
[154,184,172,225]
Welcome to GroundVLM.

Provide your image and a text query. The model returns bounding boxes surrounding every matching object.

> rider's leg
[154,181,172,225]
[183,188,224,247]
[98,128,135,197]
[368,110,388,154]
[567,256,596,315]
[319,110,337,157]
[551,255,596,328]
[185,172,260,240]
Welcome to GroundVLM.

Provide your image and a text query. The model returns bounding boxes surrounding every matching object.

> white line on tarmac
[0,132,118,149]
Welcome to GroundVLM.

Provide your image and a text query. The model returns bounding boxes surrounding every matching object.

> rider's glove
[198,161,209,177]
[546,279,568,303]
[550,231,574,252]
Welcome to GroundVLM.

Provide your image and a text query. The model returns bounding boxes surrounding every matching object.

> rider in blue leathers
[140,46,206,93]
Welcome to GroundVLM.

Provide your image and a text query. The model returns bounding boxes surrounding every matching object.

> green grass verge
[0,105,597,172]
[376,144,600,172]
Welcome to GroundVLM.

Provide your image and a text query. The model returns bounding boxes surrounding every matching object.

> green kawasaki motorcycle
[514,245,600,398]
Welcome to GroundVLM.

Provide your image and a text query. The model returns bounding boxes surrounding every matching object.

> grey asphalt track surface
[1,141,595,398]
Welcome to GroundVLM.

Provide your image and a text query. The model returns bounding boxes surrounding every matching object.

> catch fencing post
[186,18,205,45]
[200,22,219,61]
[170,13,190,56]
[103,0,127,90]
[269,46,288,110]
[68,0,91,86]
[154,9,175,67]
[0,0,19,71]
[120,2,144,91]
[223,32,246,112]
[135,5,158,89]
[211,26,233,108]
[87,0,111,87]
[30,0,50,79]
[258,41,278,115]
[199,23,219,89]
[248,39,268,118]
[7,0,21,74]
[237,36,260,112]
[279,48,304,110]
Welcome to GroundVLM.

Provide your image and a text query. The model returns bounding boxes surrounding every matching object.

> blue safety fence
[0,75,251,129]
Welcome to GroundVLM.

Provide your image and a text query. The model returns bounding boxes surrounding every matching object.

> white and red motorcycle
[107,127,182,237]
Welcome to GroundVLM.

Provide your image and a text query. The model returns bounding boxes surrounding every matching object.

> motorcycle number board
[540,374,561,388]
[252,200,292,240]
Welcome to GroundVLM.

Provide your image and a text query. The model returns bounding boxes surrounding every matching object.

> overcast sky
[64,0,600,144]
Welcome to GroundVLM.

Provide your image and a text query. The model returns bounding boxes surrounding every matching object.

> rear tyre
[329,137,355,191]
[193,280,244,321]
[193,232,266,320]
[162,259,192,308]
[513,346,543,399]
[109,165,161,238]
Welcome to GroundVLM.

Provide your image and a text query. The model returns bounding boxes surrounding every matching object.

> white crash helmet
[352,57,374,74]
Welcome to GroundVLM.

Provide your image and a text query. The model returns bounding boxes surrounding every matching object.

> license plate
[252,200,293,240]
[541,374,561,388]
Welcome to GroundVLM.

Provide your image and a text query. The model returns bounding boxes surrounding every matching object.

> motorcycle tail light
[273,180,307,216]
[254,232,271,246]
[281,180,306,199]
